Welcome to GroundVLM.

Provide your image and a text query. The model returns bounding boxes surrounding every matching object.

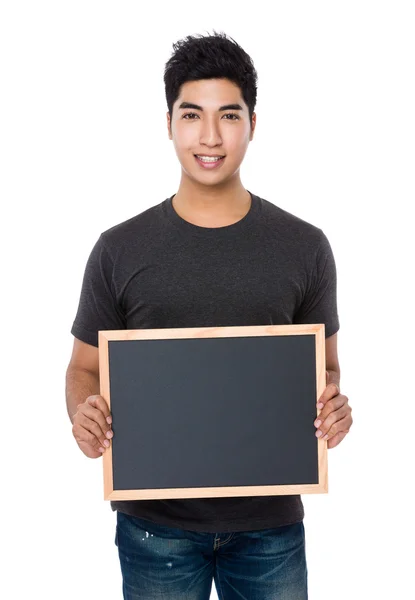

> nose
[199,116,223,147]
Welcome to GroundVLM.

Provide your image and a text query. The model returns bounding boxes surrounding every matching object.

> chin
[190,172,231,186]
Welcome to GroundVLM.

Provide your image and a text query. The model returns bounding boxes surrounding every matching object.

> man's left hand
[314,371,353,449]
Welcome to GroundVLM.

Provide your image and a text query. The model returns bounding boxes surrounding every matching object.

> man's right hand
[72,395,113,458]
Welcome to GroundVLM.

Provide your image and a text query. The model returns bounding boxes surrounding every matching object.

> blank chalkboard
[98,324,327,501]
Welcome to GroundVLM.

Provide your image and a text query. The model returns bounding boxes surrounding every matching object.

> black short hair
[164,31,258,128]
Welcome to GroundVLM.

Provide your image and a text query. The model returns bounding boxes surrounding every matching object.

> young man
[66,32,353,599]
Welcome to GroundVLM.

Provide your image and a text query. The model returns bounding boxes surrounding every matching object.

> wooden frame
[98,323,327,501]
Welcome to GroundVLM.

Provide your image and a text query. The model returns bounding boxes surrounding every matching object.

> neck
[172,173,251,227]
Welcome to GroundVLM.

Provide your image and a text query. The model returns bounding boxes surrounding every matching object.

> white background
[1,1,414,598]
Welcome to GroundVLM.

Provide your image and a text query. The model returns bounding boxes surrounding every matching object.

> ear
[249,112,256,141]
[167,111,172,140]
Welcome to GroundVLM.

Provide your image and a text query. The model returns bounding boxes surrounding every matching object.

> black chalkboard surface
[98,324,327,501]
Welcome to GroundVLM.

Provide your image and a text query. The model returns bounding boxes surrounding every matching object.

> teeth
[196,155,223,162]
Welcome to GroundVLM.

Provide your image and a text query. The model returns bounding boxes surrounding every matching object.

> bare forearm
[326,367,340,390]
[65,368,100,424]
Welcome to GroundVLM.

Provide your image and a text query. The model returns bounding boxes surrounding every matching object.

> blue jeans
[115,511,308,599]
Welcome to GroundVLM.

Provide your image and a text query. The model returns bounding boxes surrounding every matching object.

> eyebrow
[178,102,243,111]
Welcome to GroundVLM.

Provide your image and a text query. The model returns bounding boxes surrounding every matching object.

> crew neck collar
[162,190,260,238]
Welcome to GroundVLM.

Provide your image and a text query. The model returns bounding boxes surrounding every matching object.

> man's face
[167,78,256,187]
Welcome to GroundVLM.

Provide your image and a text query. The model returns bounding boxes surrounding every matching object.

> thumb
[326,370,329,385]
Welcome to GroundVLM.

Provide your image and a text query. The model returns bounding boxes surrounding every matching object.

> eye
[182,113,240,120]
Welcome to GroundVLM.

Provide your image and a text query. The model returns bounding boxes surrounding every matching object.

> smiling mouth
[194,155,225,163]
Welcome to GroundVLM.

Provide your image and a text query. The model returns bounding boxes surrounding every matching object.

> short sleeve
[293,230,340,338]
[71,234,126,347]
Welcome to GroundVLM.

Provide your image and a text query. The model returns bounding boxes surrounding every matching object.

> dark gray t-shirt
[71,191,340,533]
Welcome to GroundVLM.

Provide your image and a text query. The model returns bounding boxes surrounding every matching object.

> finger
[74,415,106,451]
[73,419,104,452]
[81,410,112,449]
[316,415,351,441]
[327,430,348,449]
[82,403,113,444]
[78,439,105,457]
[316,394,347,424]
[87,394,112,425]
[315,405,349,436]
[317,382,340,408]
[76,412,112,450]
